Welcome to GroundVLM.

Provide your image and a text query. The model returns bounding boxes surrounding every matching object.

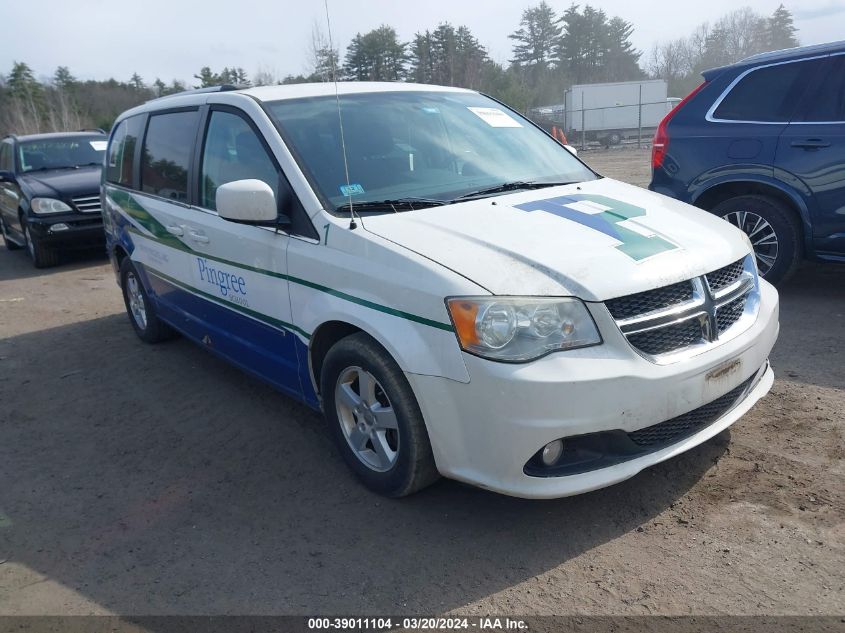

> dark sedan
[0,131,107,267]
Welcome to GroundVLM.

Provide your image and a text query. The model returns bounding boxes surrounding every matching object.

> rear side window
[796,56,845,122]
[200,110,279,210]
[106,115,144,186]
[141,110,200,201]
[713,59,823,122]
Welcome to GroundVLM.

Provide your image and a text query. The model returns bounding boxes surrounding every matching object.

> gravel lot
[0,148,842,617]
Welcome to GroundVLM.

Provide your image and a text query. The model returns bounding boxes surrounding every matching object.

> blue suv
[649,41,845,285]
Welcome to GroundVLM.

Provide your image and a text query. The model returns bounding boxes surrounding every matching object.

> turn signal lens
[449,299,480,347]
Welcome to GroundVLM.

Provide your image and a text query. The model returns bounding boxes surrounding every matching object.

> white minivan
[103,82,779,499]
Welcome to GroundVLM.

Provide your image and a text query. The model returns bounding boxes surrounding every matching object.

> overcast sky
[4,0,844,85]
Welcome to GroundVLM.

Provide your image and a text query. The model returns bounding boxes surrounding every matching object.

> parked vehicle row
[4,40,840,498]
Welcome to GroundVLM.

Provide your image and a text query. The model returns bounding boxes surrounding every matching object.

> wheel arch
[308,320,366,398]
[691,177,811,252]
[112,243,130,267]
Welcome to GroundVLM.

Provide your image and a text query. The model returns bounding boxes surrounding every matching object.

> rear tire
[120,257,176,343]
[712,195,801,285]
[23,220,59,268]
[1,216,22,250]
[320,332,440,497]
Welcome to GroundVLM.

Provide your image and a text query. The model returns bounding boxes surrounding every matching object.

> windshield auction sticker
[467,107,523,128]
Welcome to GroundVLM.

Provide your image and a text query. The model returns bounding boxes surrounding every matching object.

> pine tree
[509,2,561,70]
[129,73,145,91]
[454,26,488,89]
[604,17,643,81]
[53,66,76,89]
[409,31,435,83]
[153,78,167,97]
[194,66,220,88]
[430,23,457,85]
[343,34,369,80]
[343,26,407,81]
[767,4,799,50]
[556,5,588,84]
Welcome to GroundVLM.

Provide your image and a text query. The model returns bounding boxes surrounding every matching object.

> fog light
[541,439,564,466]
[49,223,69,233]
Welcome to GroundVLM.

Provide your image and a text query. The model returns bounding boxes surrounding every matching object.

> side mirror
[0,170,13,182]
[216,179,281,225]
[563,145,578,157]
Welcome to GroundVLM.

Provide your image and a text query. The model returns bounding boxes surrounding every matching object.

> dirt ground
[0,148,842,617]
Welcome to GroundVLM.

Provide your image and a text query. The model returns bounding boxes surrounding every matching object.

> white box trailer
[564,80,678,145]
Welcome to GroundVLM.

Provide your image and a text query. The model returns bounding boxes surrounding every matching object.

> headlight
[446,296,601,362]
[31,198,72,215]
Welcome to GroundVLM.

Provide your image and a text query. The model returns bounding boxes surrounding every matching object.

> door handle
[790,138,831,149]
[188,230,210,244]
[165,224,184,236]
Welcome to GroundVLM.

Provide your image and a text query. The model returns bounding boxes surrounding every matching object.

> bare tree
[253,67,279,86]
[308,21,339,81]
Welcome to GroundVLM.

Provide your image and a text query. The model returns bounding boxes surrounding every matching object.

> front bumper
[408,280,779,499]
[27,214,104,248]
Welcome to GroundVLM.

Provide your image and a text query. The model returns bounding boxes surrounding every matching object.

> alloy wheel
[126,272,148,330]
[334,366,400,472]
[723,210,778,276]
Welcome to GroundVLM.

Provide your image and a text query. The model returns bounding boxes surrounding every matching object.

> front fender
[294,285,470,386]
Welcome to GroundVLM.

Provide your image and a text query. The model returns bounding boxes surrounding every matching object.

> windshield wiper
[335,197,448,213]
[454,180,575,201]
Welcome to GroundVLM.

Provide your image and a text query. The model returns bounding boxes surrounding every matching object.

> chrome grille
[627,320,704,356]
[716,294,747,333]
[706,259,744,292]
[606,280,693,321]
[72,195,102,214]
[606,255,758,363]
[628,373,756,448]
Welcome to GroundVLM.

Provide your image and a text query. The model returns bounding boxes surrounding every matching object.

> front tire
[23,221,59,268]
[712,195,801,285]
[120,258,175,343]
[321,333,439,497]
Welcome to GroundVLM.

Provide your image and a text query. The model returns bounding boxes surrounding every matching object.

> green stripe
[108,189,192,253]
[287,276,453,331]
[146,266,312,339]
[113,190,453,333]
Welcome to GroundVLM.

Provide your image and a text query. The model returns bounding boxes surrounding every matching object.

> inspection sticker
[467,107,522,128]
[340,183,365,196]
[90,140,107,151]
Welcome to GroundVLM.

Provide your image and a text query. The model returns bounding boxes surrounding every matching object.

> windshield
[18,136,107,173]
[265,91,596,211]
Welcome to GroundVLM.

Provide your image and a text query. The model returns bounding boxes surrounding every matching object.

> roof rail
[147,84,242,102]
[79,128,107,134]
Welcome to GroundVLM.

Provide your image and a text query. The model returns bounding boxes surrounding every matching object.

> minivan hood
[19,166,101,199]
[361,178,750,301]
